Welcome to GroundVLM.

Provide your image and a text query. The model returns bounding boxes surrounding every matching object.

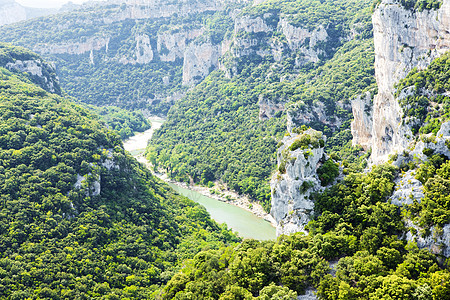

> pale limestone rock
[351,92,373,150]
[370,0,450,163]
[258,95,285,120]
[270,129,325,236]
[390,170,424,206]
[279,19,327,63]
[405,220,450,257]
[74,173,101,196]
[287,101,343,133]
[5,59,59,93]
[157,28,204,62]
[135,34,153,64]
[234,15,274,34]
[182,41,221,86]
[102,0,224,24]
[33,37,110,55]
[298,288,317,300]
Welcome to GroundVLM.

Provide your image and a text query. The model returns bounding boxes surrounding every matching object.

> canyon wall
[367,0,450,162]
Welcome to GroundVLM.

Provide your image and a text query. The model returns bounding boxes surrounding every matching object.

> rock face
[258,95,285,120]
[5,59,60,94]
[388,122,450,257]
[368,0,450,163]
[230,15,328,67]
[34,37,111,55]
[279,18,327,64]
[351,92,373,150]
[270,129,325,236]
[0,1,26,26]
[287,101,344,133]
[157,28,204,62]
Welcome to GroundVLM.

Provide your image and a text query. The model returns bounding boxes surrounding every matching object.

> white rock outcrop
[5,59,60,93]
[258,95,285,120]
[271,129,325,236]
[351,92,373,150]
[405,221,450,257]
[33,37,111,55]
[287,101,343,133]
[279,19,328,64]
[157,28,204,62]
[370,0,450,163]
[390,170,424,206]
[102,0,224,23]
[182,39,231,86]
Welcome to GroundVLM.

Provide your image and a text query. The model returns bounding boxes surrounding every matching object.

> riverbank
[134,152,276,227]
[125,116,276,229]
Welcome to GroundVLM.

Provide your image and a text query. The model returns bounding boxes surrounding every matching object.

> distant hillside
[0,43,239,298]
[0,0,57,26]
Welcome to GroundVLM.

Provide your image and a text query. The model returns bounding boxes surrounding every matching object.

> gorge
[1,0,450,298]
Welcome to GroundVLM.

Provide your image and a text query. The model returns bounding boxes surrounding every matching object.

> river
[123,117,276,240]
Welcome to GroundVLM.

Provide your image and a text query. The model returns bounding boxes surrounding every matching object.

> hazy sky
[16,0,94,8]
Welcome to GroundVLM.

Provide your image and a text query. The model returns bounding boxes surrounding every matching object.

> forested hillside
[0,0,245,114]
[149,0,376,210]
[0,44,239,298]
[162,164,450,299]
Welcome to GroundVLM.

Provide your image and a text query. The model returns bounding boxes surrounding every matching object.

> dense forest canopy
[149,0,375,210]
[0,44,239,298]
[1,0,450,299]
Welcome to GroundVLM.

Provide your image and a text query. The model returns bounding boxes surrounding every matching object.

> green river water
[123,118,276,240]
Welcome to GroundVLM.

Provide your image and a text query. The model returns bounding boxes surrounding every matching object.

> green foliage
[396,52,450,135]
[87,105,151,139]
[0,52,239,298]
[399,0,442,11]
[162,235,330,299]
[0,43,61,94]
[411,156,450,228]
[150,2,376,209]
[317,159,339,186]
[149,69,286,212]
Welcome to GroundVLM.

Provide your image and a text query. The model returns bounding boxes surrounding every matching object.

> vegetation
[87,105,151,140]
[162,164,450,299]
[396,52,450,134]
[0,46,239,298]
[149,0,376,210]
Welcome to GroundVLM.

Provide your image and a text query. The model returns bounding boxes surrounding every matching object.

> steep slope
[0,44,238,298]
[0,0,246,113]
[0,0,57,26]
[357,0,450,162]
[149,0,376,211]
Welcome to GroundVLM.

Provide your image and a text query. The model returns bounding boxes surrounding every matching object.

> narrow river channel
[123,117,276,240]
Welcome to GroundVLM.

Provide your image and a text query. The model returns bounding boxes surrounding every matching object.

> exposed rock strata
[33,37,111,55]
[258,95,285,120]
[351,92,373,150]
[270,129,325,236]
[369,0,450,163]
[6,59,60,93]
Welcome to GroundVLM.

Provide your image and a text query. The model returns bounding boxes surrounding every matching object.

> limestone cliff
[157,28,204,62]
[367,0,450,163]
[183,39,233,86]
[4,55,61,94]
[387,122,450,257]
[270,129,326,236]
[351,91,374,150]
[229,14,329,68]
[33,37,111,56]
